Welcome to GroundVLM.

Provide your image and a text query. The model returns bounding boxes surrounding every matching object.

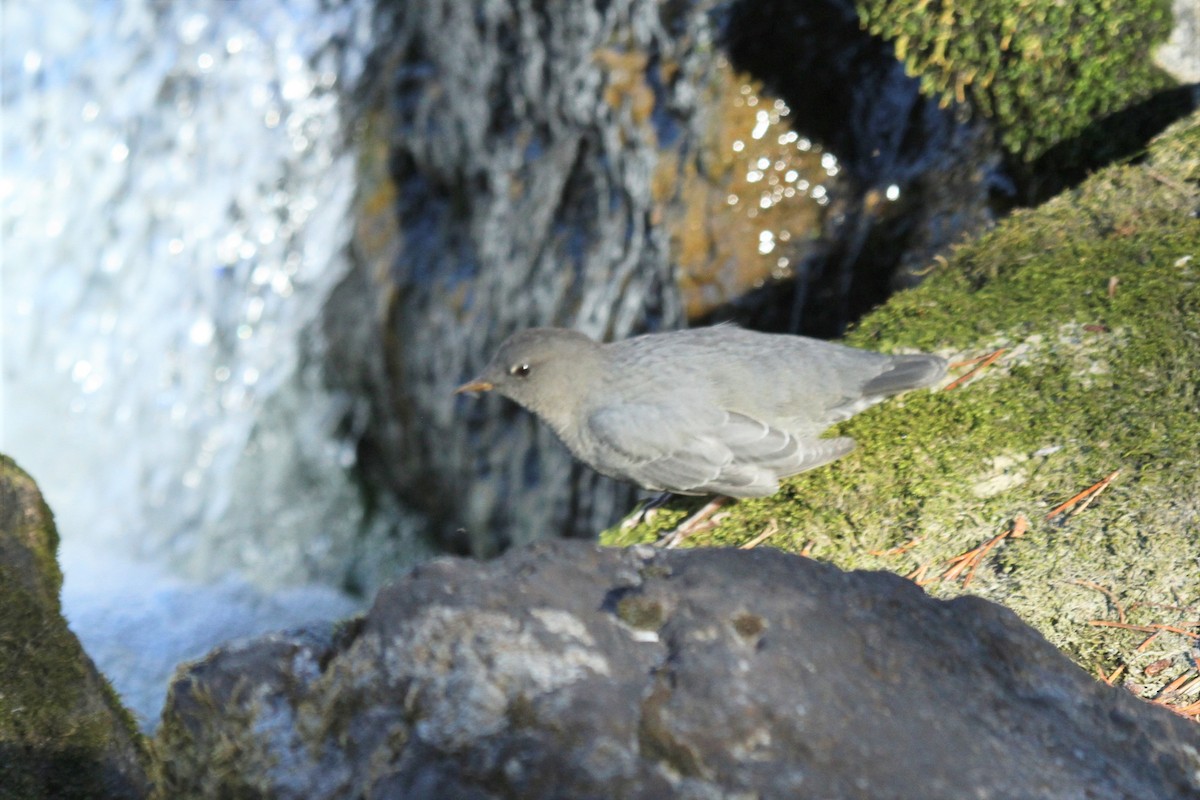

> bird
[456,325,945,543]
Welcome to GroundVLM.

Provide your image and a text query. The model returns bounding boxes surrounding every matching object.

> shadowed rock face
[331,0,1004,565]
[0,456,150,800]
[155,540,1200,799]
[335,0,699,558]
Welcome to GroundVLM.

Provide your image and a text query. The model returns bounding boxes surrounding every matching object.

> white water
[1,0,381,727]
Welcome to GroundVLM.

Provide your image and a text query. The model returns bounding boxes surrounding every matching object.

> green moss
[603,111,1200,697]
[0,455,149,799]
[855,0,1177,161]
[150,677,278,800]
[615,594,667,631]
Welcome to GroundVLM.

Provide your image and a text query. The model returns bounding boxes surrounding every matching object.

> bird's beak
[454,379,494,395]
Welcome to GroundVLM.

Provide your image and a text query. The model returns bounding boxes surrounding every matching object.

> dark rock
[0,456,150,800]
[155,540,1200,799]
[333,0,1004,566]
[314,0,1071,588]
[335,0,703,559]
[720,0,1001,337]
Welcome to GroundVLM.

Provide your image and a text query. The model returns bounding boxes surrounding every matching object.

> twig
[1089,621,1161,633]
[1088,620,1200,639]
[869,537,923,557]
[1135,630,1162,652]
[1098,664,1126,686]
[943,348,1006,391]
[1146,168,1192,195]
[948,353,991,370]
[740,519,780,550]
[941,515,1027,588]
[1159,672,1195,696]
[1045,470,1119,521]
[1071,580,1127,624]
[1155,625,1200,639]
[1170,700,1200,719]
[905,563,932,585]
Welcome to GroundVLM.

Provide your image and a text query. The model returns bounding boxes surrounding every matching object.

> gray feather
[861,354,947,397]
[464,324,944,498]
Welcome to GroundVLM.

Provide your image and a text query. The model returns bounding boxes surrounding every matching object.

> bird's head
[455,328,603,429]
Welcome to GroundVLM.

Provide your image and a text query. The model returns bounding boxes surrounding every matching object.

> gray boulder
[155,540,1200,798]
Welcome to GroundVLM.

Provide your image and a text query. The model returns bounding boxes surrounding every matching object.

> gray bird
[455,325,946,499]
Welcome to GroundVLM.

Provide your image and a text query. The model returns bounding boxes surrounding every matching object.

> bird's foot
[621,492,674,530]
[658,497,731,549]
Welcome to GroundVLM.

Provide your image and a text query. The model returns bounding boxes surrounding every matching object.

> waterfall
[1,0,385,727]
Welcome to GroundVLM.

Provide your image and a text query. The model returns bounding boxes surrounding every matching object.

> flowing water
[2,0,379,727]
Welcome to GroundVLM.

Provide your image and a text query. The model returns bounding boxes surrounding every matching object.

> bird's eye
[509,363,532,378]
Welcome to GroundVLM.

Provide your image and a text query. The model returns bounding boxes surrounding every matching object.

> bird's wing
[586,404,855,497]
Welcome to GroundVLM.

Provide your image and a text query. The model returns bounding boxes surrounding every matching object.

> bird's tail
[861,354,947,398]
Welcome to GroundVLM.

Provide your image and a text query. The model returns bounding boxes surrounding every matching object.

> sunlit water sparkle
[2,0,377,727]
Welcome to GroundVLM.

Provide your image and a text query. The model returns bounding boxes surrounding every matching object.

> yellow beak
[454,379,494,395]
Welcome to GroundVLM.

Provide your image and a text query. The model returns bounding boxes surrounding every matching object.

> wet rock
[336,0,705,558]
[155,540,1200,799]
[721,0,1001,336]
[335,0,1004,564]
[659,57,836,322]
[0,456,149,800]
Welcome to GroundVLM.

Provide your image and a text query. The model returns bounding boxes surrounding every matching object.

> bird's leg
[658,496,731,549]
[620,491,674,530]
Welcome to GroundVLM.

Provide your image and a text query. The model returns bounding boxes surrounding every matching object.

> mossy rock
[856,0,1178,162]
[607,109,1200,709]
[0,455,150,799]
